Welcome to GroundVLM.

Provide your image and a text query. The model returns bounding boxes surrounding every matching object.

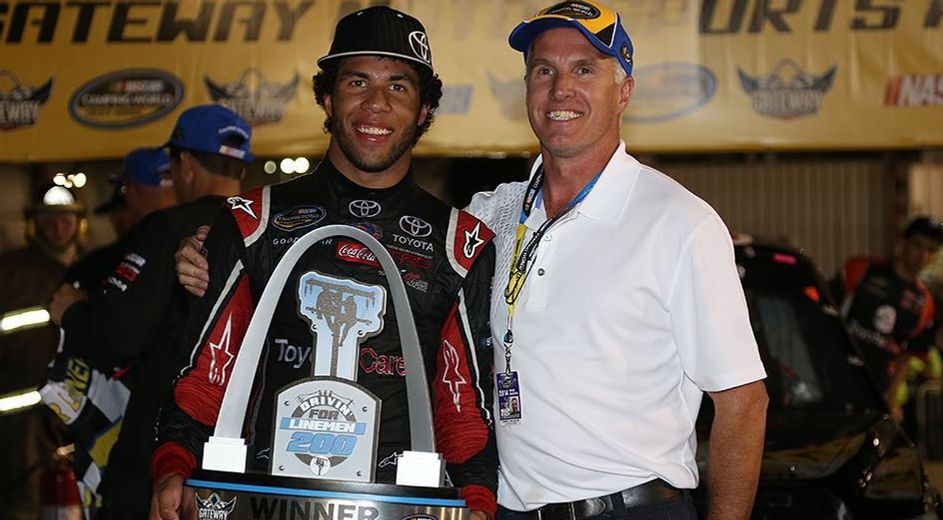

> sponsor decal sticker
[738,59,836,119]
[0,70,52,130]
[360,347,406,376]
[885,74,943,107]
[408,30,430,63]
[208,314,235,386]
[274,338,311,369]
[227,196,258,219]
[399,215,433,237]
[351,222,383,240]
[402,272,430,293]
[123,253,146,267]
[195,493,236,520]
[441,339,467,413]
[337,240,380,267]
[348,200,381,218]
[114,262,140,283]
[463,223,486,259]
[626,63,716,123]
[272,206,326,231]
[391,233,434,252]
[205,68,299,125]
[69,69,183,129]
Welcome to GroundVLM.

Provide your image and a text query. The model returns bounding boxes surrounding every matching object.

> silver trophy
[186,225,464,520]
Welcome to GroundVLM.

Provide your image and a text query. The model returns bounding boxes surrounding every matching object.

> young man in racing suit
[150,7,497,520]
[833,216,943,422]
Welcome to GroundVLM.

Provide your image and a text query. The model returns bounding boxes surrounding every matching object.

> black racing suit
[153,161,498,514]
[835,257,936,392]
[60,196,227,519]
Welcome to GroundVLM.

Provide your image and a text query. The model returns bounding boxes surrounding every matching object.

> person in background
[66,147,177,291]
[40,147,178,517]
[832,216,943,423]
[0,183,86,519]
[48,105,251,519]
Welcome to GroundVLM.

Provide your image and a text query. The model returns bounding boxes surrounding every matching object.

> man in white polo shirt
[467,2,768,519]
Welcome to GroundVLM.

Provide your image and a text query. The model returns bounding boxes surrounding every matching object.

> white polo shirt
[467,143,766,511]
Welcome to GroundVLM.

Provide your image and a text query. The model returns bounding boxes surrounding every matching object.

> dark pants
[497,492,697,520]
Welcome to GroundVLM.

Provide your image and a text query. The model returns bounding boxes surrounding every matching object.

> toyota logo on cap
[349,200,381,218]
[399,215,432,237]
[408,31,430,63]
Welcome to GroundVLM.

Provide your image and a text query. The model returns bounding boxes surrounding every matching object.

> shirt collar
[528,141,640,224]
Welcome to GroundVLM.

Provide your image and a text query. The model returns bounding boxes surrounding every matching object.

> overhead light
[279,158,295,175]
[1,306,51,334]
[53,173,67,186]
[73,173,87,188]
[263,161,277,175]
[0,389,41,414]
[295,157,310,173]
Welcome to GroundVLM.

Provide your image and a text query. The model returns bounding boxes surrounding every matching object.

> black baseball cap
[317,6,434,72]
[904,216,943,243]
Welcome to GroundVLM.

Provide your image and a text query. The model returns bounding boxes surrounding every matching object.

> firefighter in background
[832,216,943,423]
[0,183,86,520]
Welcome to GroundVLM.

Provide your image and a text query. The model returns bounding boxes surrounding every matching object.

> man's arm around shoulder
[706,380,768,520]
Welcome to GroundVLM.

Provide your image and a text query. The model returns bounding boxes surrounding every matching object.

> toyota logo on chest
[399,215,433,237]
[348,200,381,218]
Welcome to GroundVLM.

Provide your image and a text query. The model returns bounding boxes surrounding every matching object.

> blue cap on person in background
[508,0,634,77]
[165,104,254,162]
[95,147,171,214]
[121,147,171,187]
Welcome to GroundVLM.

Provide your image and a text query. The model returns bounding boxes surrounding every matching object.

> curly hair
[312,57,443,144]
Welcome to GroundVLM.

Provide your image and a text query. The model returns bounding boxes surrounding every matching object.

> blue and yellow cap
[509,0,634,77]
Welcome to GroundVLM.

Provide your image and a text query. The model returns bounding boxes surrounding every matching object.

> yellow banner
[1,0,941,161]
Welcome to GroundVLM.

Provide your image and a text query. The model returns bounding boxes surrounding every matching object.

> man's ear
[618,76,634,111]
[180,151,196,182]
[322,92,333,118]
[418,104,430,128]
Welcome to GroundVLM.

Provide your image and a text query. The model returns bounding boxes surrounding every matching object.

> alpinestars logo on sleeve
[463,222,485,259]
[227,196,258,220]
[208,314,235,386]
[441,339,467,412]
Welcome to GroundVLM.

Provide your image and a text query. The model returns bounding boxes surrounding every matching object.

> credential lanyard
[501,165,602,372]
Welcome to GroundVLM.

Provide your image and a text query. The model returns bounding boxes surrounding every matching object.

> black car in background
[696,239,942,519]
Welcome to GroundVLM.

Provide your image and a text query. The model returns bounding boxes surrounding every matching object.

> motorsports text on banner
[0,0,941,160]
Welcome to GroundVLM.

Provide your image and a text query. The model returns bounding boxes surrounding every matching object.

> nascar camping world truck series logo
[738,59,837,119]
[69,69,183,129]
[205,68,298,125]
[0,70,52,130]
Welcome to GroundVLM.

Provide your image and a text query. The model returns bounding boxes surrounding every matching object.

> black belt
[532,479,683,520]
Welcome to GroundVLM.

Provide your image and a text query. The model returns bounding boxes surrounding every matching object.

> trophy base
[186,469,469,520]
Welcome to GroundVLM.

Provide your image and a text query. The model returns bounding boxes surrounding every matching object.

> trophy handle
[208,225,435,469]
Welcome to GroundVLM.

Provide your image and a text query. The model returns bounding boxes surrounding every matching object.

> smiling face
[525,27,632,163]
[322,56,429,188]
